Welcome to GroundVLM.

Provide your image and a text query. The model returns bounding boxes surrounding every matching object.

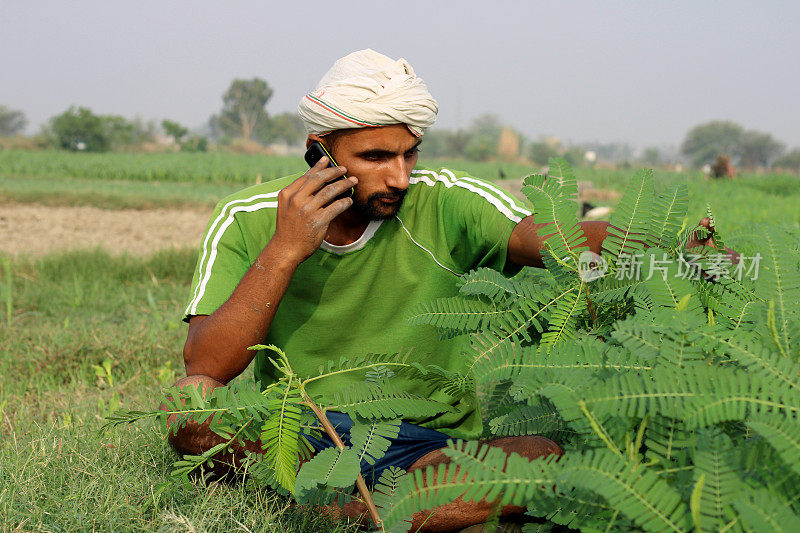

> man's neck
[324,208,371,246]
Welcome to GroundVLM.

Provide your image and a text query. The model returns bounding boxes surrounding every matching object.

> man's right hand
[184,158,356,382]
[272,156,358,265]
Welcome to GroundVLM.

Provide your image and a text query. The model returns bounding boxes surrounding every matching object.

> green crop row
[0,149,307,185]
[0,149,658,186]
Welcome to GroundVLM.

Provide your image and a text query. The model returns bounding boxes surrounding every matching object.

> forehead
[332,124,418,151]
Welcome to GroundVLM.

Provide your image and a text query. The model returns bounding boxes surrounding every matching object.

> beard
[351,189,407,220]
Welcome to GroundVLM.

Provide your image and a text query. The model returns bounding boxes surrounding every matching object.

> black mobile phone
[304,141,353,199]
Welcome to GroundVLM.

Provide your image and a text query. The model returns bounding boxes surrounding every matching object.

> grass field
[1,149,799,530]
[0,250,358,531]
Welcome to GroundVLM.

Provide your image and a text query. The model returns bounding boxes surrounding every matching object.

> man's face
[318,124,420,220]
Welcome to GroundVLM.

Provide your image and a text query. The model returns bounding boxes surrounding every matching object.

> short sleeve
[184,202,251,321]
[439,172,531,277]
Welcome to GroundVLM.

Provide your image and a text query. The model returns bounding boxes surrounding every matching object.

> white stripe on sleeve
[410,169,524,223]
[186,193,280,316]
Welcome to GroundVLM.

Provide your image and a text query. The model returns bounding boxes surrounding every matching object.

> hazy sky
[2,0,798,149]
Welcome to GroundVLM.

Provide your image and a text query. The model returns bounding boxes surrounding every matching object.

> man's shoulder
[405,165,531,221]
[409,165,472,187]
[408,166,511,197]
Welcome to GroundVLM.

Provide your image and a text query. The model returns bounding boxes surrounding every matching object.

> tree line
[1,78,799,172]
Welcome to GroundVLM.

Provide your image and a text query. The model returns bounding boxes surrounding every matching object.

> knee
[171,374,225,395]
[160,375,226,450]
[159,375,225,428]
[159,374,225,409]
[486,435,563,462]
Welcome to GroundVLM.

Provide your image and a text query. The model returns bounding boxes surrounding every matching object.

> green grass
[0,150,306,185]
[0,249,358,532]
[0,174,243,210]
[0,149,539,186]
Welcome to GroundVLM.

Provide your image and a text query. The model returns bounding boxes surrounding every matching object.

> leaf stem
[579,400,622,457]
[301,391,382,528]
[301,362,412,388]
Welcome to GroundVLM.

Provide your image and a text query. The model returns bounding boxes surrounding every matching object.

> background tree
[560,145,586,167]
[738,129,784,169]
[773,148,800,173]
[210,78,273,141]
[161,119,189,142]
[640,146,661,167]
[102,115,154,151]
[416,129,448,158]
[528,140,560,166]
[680,120,743,167]
[442,129,472,158]
[162,119,208,152]
[0,106,27,136]
[50,106,108,151]
[263,112,305,145]
[463,114,504,161]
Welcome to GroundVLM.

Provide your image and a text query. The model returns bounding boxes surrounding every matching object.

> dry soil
[0,203,212,257]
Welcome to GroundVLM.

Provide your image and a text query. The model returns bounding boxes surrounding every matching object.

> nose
[385,155,410,191]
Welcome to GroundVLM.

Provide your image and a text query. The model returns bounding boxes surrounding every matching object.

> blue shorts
[305,412,451,486]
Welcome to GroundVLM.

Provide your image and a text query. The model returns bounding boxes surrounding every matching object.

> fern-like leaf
[372,466,407,512]
[260,377,304,492]
[645,184,689,249]
[382,441,558,530]
[326,382,453,420]
[556,450,691,532]
[746,410,800,477]
[294,446,360,496]
[521,163,587,263]
[541,284,586,346]
[604,169,655,258]
[350,416,402,467]
[690,428,742,532]
[488,400,573,440]
[731,488,800,533]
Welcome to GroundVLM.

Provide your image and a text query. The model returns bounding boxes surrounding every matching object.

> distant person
[711,154,735,179]
[166,49,720,531]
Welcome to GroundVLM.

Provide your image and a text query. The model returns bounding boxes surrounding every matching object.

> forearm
[183,239,299,382]
[580,220,610,255]
[508,217,610,268]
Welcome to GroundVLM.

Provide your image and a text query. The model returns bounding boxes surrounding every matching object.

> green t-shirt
[184,167,532,439]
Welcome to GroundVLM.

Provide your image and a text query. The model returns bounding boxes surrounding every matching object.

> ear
[306,134,324,149]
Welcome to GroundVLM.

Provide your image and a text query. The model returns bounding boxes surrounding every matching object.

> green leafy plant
[112,158,800,531]
[390,158,800,532]
[109,347,453,528]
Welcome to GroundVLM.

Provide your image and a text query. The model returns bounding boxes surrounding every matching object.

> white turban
[298,49,438,138]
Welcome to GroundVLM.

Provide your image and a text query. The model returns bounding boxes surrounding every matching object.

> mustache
[369,190,407,202]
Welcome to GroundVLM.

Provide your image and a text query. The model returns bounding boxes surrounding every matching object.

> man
[168,50,712,531]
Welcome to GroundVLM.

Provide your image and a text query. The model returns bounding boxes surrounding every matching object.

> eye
[405,147,420,158]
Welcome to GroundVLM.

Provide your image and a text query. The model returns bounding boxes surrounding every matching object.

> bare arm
[508,215,737,269]
[183,157,358,383]
[507,216,610,268]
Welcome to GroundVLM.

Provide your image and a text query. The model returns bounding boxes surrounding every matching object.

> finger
[310,176,358,207]
[318,196,354,222]
[285,156,335,195]
[297,165,348,195]
[308,155,330,172]
[691,217,715,245]
[283,159,330,195]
